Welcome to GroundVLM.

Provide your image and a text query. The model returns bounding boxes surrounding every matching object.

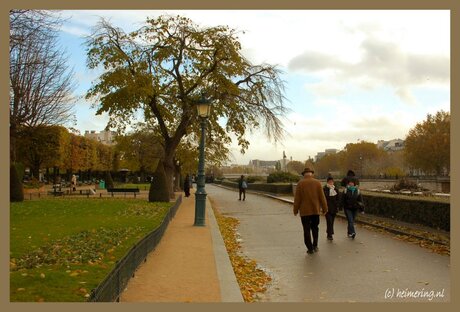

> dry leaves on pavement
[211,202,271,302]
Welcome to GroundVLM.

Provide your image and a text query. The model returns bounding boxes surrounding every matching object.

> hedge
[220,180,292,195]
[362,193,449,231]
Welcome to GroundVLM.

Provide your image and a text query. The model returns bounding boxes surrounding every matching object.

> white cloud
[57,10,449,164]
[288,36,449,105]
[304,81,347,98]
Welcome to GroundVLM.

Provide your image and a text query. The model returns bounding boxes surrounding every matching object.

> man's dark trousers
[300,215,320,251]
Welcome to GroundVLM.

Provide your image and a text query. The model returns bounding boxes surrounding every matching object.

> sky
[56,10,450,165]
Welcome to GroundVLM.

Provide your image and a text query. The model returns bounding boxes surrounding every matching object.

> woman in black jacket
[341,177,364,239]
[341,169,359,187]
[323,176,340,240]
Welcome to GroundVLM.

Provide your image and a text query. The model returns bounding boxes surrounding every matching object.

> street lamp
[194,94,211,226]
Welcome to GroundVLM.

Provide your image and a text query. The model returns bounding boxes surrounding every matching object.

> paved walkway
[206,184,450,302]
[120,190,243,302]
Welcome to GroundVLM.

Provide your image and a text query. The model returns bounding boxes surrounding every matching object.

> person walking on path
[293,168,328,254]
[238,175,247,201]
[71,174,77,192]
[341,177,365,239]
[323,176,340,241]
[341,169,359,188]
[184,174,191,197]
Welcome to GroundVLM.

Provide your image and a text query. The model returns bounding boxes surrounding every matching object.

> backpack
[344,188,363,211]
[241,181,248,189]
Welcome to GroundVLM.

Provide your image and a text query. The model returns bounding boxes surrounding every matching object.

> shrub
[149,162,170,202]
[363,193,449,231]
[10,164,24,202]
[267,171,300,183]
[23,177,41,189]
[246,175,266,183]
[391,177,424,191]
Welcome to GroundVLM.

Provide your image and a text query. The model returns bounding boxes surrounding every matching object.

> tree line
[288,110,450,178]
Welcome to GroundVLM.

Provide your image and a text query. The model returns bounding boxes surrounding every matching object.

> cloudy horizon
[56,10,450,164]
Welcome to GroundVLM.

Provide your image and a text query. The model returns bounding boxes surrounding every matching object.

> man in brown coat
[294,168,328,254]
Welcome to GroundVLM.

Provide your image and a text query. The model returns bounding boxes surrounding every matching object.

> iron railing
[87,195,182,302]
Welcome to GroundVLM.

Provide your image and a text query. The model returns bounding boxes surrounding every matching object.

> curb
[207,197,244,302]
[214,184,449,246]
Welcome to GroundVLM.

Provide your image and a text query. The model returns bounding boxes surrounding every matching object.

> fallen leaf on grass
[13,226,145,270]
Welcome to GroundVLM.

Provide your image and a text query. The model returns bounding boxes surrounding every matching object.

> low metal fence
[87,195,182,302]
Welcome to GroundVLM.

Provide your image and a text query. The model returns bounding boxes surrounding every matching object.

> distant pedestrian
[341,169,359,187]
[238,175,247,201]
[293,168,328,254]
[341,177,365,239]
[184,174,191,197]
[71,174,77,192]
[323,176,340,241]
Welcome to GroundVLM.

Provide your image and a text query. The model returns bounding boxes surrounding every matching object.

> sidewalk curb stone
[207,198,244,302]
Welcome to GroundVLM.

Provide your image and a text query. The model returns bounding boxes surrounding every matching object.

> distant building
[315,148,338,162]
[249,159,279,172]
[84,130,116,146]
[377,139,405,152]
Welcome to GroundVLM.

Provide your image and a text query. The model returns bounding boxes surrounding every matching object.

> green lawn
[10,198,171,302]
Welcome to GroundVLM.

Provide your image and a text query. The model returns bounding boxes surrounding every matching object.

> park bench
[106,188,140,197]
[48,184,64,196]
[48,190,64,196]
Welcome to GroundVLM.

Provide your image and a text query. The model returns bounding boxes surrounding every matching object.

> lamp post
[194,94,211,226]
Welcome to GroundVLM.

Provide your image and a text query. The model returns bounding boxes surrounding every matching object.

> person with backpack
[341,177,365,239]
[238,175,247,201]
[323,176,340,241]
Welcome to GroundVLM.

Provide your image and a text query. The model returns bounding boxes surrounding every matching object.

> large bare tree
[9,10,76,162]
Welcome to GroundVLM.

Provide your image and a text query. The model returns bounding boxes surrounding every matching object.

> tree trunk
[31,159,40,180]
[10,125,18,163]
[163,158,175,199]
[174,162,181,191]
[163,144,176,199]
